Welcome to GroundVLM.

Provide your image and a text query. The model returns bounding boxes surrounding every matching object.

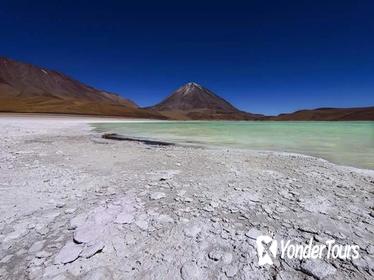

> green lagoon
[93,121,374,170]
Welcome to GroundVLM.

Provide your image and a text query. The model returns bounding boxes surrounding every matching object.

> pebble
[245,228,263,240]
[183,225,201,238]
[208,249,223,261]
[366,244,374,255]
[64,208,76,214]
[150,192,166,200]
[73,225,102,244]
[54,242,83,264]
[80,241,105,258]
[222,252,233,264]
[203,206,214,212]
[222,264,238,277]
[56,202,65,208]
[27,223,36,229]
[29,240,45,253]
[114,212,134,224]
[210,201,219,208]
[180,262,201,280]
[301,259,336,280]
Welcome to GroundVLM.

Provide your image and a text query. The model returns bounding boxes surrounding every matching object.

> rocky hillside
[272,107,374,121]
[0,57,164,118]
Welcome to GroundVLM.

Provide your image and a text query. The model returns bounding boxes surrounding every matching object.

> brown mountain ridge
[0,57,164,118]
[271,107,374,121]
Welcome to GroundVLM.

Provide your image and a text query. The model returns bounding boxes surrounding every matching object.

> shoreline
[2,113,373,172]
[101,129,374,174]
[0,115,373,279]
[2,112,374,122]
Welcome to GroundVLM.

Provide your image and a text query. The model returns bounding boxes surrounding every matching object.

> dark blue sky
[1,1,374,115]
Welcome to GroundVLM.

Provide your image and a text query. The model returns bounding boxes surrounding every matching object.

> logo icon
[256,235,278,265]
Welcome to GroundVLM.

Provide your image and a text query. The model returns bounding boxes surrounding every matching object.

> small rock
[54,242,83,264]
[210,201,219,208]
[222,252,233,264]
[29,241,45,253]
[203,206,214,212]
[27,224,36,230]
[81,241,105,258]
[366,244,374,255]
[150,192,166,200]
[114,212,134,224]
[64,208,76,214]
[73,225,102,244]
[180,262,201,280]
[56,202,65,208]
[245,228,263,240]
[184,225,201,238]
[208,249,223,261]
[222,264,238,277]
[301,259,336,280]
[276,270,307,280]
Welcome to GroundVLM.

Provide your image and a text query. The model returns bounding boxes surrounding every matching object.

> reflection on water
[93,121,374,170]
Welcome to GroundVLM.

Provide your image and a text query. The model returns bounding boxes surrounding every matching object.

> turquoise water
[93,121,374,170]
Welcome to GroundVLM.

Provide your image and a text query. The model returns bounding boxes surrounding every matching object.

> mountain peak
[150,82,239,112]
[180,82,204,95]
[185,82,202,88]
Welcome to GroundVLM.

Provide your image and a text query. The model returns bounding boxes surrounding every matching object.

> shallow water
[93,121,374,170]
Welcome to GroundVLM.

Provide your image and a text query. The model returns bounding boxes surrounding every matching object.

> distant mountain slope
[272,107,374,121]
[0,57,164,118]
[148,82,264,120]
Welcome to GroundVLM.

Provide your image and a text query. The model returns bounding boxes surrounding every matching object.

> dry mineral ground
[0,114,373,280]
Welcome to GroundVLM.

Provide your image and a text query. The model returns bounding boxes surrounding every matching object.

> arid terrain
[0,115,373,280]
